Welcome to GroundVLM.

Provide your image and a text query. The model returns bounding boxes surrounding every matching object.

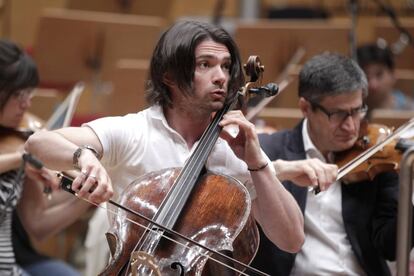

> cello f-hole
[170,261,185,276]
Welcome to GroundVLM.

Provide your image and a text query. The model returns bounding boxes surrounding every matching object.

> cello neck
[153,94,239,229]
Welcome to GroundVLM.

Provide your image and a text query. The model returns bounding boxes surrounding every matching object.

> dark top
[12,210,49,267]
[252,121,412,276]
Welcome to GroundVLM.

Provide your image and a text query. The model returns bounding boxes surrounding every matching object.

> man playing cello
[26,20,306,274]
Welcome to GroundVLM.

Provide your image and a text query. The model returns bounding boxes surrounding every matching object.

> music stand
[45,82,84,129]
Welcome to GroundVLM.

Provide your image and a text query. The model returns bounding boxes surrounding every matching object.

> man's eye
[376,71,384,78]
[222,63,231,71]
[332,111,344,117]
[199,62,209,69]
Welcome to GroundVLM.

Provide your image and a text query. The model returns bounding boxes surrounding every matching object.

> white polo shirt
[86,105,259,202]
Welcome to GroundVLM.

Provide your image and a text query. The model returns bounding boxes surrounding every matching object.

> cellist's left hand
[219,110,267,169]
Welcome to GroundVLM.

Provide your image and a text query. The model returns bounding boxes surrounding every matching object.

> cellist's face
[193,40,231,111]
[0,89,33,128]
[170,40,231,117]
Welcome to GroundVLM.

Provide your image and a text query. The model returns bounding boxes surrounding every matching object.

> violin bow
[58,173,270,276]
[310,117,414,194]
[23,155,270,275]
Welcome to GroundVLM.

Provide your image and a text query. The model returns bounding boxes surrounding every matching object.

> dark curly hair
[357,43,394,70]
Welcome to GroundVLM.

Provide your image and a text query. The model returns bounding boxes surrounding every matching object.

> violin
[0,112,44,154]
[0,82,84,155]
[332,118,414,185]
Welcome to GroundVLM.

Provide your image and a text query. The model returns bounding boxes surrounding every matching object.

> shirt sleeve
[84,114,145,168]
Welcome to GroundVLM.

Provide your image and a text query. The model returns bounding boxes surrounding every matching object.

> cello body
[100,168,259,275]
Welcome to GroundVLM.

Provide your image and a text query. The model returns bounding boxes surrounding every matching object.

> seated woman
[0,39,89,275]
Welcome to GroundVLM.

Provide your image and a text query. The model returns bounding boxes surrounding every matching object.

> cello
[101,56,269,276]
[59,56,273,276]
[0,112,44,154]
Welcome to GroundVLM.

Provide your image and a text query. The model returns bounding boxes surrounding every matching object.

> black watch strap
[73,145,101,170]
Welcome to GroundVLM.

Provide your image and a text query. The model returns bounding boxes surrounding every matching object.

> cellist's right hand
[273,159,338,192]
[72,149,113,204]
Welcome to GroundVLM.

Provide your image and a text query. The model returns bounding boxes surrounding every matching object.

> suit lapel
[283,121,309,212]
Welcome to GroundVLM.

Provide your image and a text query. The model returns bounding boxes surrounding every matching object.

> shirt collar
[302,119,328,162]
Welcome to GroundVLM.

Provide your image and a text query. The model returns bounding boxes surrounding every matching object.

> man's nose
[213,66,226,87]
[340,114,357,132]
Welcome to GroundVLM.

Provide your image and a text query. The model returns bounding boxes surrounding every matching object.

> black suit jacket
[252,121,407,276]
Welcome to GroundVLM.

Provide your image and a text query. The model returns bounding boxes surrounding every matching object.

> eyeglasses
[12,89,34,103]
[310,101,368,125]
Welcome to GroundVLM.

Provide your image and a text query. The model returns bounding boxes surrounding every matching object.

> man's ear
[298,97,311,117]
[163,73,175,87]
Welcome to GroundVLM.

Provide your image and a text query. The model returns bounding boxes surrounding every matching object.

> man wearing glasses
[251,53,405,276]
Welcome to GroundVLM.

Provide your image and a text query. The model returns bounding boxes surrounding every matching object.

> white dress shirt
[290,119,366,276]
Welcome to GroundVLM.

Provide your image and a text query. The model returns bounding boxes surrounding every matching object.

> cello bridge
[130,251,161,276]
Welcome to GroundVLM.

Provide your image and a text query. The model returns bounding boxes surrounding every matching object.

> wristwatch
[73,145,101,170]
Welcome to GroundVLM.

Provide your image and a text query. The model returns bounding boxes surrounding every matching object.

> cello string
[133,119,223,256]
[145,98,233,246]
[80,193,263,276]
[161,92,239,228]
[60,174,269,276]
[134,111,245,258]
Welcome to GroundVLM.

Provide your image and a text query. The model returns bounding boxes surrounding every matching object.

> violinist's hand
[72,149,113,204]
[219,110,267,168]
[24,164,60,192]
[273,159,338,192]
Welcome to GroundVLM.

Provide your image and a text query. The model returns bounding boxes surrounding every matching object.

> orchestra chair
[395,69,414,98]
[32,8,164,88]
[256,107,303,130]
[370,109,414,129]
[66,0,173,19]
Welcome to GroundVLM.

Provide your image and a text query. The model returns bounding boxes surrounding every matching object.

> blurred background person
[357,42,414,113]
[0,38,87,276]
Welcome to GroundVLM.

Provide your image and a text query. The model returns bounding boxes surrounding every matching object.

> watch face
[73,146,101,170]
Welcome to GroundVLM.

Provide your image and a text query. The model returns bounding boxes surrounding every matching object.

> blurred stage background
[1,0,413,274]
